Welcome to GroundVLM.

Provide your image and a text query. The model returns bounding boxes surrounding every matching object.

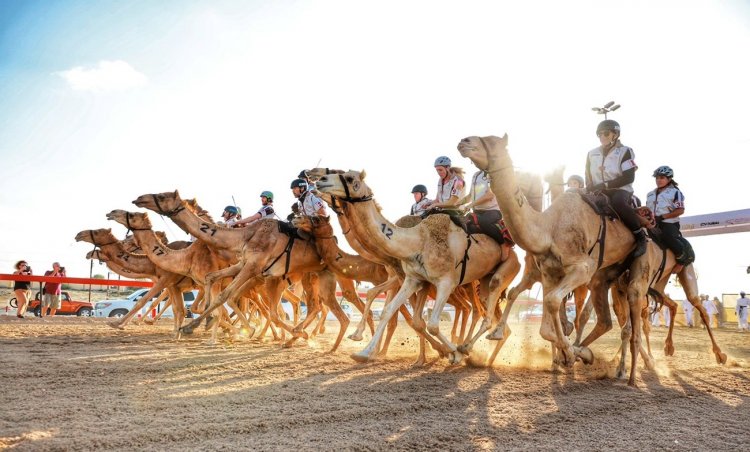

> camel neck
[97,244,157,276]
[486,156,548,255]
[130,229,184,274]
[347,200,413,261]
[173,203,251,252]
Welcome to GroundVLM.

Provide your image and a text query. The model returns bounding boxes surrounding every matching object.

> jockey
[410,184,431,216]
[566,175,584,193]
[458,168,510,255]
[646,165,688,266]
[219,205,241,227]
[291,178,328,218]
[425,156,465,214]
[585,119,647,257]
[234,191,276,226]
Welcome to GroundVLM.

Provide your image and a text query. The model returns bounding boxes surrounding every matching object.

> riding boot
[632,229,648,258]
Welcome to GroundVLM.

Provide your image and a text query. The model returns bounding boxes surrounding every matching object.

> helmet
[596,119,621,135]
[224,205,239,215]
[411,184,427,194]
[434,156,452,167]
[652,165,674,178]
[567,175,584,186]
[290,179,308,190]
[298,170,308,179]
[260,191,274,201]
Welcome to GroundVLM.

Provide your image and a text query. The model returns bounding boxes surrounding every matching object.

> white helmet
[434,156,451,167]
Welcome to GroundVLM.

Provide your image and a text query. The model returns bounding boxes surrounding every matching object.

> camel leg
[338,278,375,335]
[573,294,594,346]
[485,251,523,341]
[142,296,170,325]
[627,282,645,387]
[377,293,408,358]
[572,285,589,340]
[352,277,426,362]
[426,279,470,365]
[578,270,615,350]
[540,264,594,368]
[663,295,678,356]
[317,272,349,352]
[679,266,727,364]
[109,282,170,330]
[311,305,329,337]
[350,277,398,341]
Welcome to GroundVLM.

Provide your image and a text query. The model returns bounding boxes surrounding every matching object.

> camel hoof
[615,369,627,380]
[348,332,364,342]
[107,321,125,331]
[350,351,373,363]
[456,344,470,355]
[664,343,675,356]
[411,358,426,367]
[485,327,505,341]
[143,318,155,325]
[576,346,594,365]
[282,339,297,348]
[448,351,465,365]
[181,325,194,335]
[644,357,656,371]
[293,329,309,340]
[716,352,728,365]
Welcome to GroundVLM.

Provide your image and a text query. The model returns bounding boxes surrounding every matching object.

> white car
[94,288,198,318]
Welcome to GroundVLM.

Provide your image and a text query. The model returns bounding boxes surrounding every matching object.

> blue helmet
[434,156,451,167]
[652,165,674,178]
[224,205,239,215]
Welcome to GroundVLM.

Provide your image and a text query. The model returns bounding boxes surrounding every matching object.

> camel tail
[647,288,664,315]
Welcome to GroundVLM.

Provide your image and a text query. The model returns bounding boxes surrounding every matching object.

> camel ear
[174,189,180,198]
[360,169,367,180]
[501,133,508,144]
[106,228,112,233]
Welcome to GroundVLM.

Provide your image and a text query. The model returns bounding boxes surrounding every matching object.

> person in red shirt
[42,262,65,317]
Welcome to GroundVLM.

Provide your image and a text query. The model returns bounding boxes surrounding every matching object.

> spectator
[42,262,65,317]
[713,296,725,328]
[701,295,718,329]
[736,291,749,331]
[12,260,33,318]
[681,299,694,327]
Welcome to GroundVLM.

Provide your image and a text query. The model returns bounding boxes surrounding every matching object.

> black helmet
[596,119,621,135]
[411,184,428,194]
[290,178,308,190]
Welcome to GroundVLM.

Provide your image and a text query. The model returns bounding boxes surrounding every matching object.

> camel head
[291,215,313,232]
[106,209,153,231]
[457,134,509,171]
[314,170,373,201]
[543,165,565,186]
[305,168,345,183]
[75,228,116,245]
[133,190,183,216]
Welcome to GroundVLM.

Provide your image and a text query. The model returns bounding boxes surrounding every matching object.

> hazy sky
[1,0,748,298]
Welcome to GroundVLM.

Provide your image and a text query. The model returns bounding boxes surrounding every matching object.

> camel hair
[456,134,648,368]
[133,191,375,341]
[75,228,200,335]
[312,169,521,365]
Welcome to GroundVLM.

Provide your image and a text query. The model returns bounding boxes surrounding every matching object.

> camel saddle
[423,209,513,247]
[579,192,618,219]
[647,226,695,266]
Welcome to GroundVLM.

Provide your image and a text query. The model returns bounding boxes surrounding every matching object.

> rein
[337,174,373,203]
[152,195,184,217]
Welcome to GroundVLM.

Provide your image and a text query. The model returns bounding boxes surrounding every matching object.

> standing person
[713,296,726,327]
[218,205,241,227]
[425,156,465,214]
[291,178,328,218]
[410,185,431,216]
[585,120,647,256]
[736,291,749,331]
[235,191,276,226]
[12,260,33,318]
[646,165,689,272]
[682,298,694,327]
[702,295,718,329]
[42,263,65,317]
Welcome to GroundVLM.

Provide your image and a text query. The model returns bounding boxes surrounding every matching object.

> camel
[308,171,493,366]
[457,134,649,369]
[312,169,521,364]
[133,191,375,346]
[75,228,199,334]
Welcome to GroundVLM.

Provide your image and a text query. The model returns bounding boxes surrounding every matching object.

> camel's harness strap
[649,247,667,289]
[152,195,184,217]
[587,214,607,270]
[263,235,295,278]
[456,233,479,285]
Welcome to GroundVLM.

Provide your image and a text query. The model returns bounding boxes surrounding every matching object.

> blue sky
[1,0,749,298]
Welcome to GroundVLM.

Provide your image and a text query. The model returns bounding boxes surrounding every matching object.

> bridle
[152,194,184,217]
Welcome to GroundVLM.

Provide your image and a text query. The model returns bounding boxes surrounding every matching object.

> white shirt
[646,186,684,224]
[435,174,465,204]
[469,170,500,211]
[298,191,328,217]
[702,299,717,315]
[586,143,637,193]
[410,198,431,216]
[255,204,275,219]
[737,296,750,309]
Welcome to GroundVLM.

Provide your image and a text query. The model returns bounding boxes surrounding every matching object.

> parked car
[21,292,94,317]
[94,288,198,319]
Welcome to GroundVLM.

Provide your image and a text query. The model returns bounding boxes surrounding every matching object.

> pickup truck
[13,292,94,317]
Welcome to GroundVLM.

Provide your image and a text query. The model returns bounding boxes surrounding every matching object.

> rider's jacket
[469,170,500,211]
[435,174,465,203]
[586,143,637,193]
[646,185,684,224]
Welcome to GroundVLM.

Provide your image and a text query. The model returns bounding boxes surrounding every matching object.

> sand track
[1,317,748,451]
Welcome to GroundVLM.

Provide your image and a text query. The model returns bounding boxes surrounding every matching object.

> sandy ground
[1,313,749,451]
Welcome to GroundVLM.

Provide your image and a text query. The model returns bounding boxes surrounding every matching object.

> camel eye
[345,176,354,183]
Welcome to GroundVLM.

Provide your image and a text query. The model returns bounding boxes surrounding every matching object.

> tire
[33,307,41,317]
[77,308,93,317]
[9,298,17,308]
[109,309,128,318]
